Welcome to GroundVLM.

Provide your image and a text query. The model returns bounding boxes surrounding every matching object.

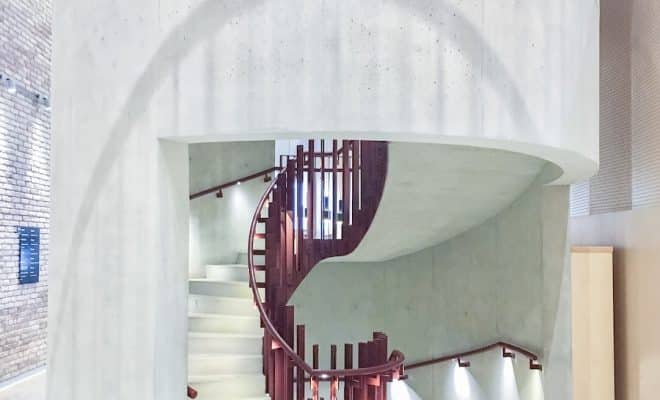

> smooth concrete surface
[52,1,597,398]
[291,176,571,399]
[48,140,190,400]
[189,141,274,277]
[571,247,614,400]
[55,0,598,184]
[344,143,547,261]
[0,369,45,400]
[570,207,660,400]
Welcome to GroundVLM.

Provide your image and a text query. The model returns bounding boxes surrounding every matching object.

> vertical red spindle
[296,325,306,400]
[296,145,304,272]
[330,344,337,370]
[311,376,319,400]
[330,377,338,400]
[286,159,296,287]
[311,347,319,400]
[344,344,353,400]
[342,140,350,237]
[358,342,368,400]
[330,344,337,400]
[320,140,325,239]
[332,140,338,239]
[352,141,360,223]
[313,344,319,369]
[307,139,315,240]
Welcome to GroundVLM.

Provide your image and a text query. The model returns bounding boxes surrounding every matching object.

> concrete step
[189,278,259,299]
[188,313,262,335]
[188,294,256,317]
[188,373,266,398]
[189,354,262,375]
[205,264,264,282]
[188,331,262,355]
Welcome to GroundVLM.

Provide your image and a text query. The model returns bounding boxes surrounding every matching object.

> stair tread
[189,278,260,286]
[188,294,253,303]
[205,263,248,269]
[188,331,262,339]
[188,373,265,383]
[189,312,260,320]
[189,353,262,360]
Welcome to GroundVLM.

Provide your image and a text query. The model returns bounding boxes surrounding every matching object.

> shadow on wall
[54,0,540,386]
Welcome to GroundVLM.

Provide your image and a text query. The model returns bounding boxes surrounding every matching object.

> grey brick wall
[0,0,51,382]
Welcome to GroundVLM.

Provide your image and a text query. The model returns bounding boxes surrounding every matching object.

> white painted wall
[51,1,596,398]
[290,170,571,399]
[188,141,274,277]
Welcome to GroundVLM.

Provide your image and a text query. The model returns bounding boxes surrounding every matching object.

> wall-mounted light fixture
[4,76,16,94]
[529,359,542,371]
[263,174,272,182]
[215,189,224,198]
[502,347,516,359]
[457,358,470,368]
[1,72,50,110]
[34,94,51,111]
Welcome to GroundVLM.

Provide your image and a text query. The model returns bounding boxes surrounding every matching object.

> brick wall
[0,0,51,381]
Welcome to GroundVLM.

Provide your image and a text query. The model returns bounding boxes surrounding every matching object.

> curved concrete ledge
[335,143,548,262]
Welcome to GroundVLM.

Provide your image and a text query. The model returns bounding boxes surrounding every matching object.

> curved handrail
[405,341,541,371]
[247,164,405,379]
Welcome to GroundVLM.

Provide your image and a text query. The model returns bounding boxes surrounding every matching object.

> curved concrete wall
[51,1,597,399]
[291,177,571,399]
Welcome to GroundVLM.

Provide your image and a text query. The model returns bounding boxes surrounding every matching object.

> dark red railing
[247,140,403,400]
[405,341,542,371]
[189,166,281,200]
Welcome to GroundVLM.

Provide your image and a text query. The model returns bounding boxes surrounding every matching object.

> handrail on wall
[405,341,542,371]
[189,166,281,200]
[189,149,348,201]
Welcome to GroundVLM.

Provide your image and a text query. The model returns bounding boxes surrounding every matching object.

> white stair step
[188,373,266,398]
[188,294,256,316]
[189,313,262,335]
[205,264,265,282]
[189,354,262,375]
[189,278,258,298]
[188,331,262,355]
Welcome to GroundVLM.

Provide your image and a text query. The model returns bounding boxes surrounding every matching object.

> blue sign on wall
[18,227,40,284]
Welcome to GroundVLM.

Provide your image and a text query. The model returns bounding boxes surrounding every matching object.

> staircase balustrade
[247,139,404,400]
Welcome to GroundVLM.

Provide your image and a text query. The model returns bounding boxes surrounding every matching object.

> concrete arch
[50,1,598,398]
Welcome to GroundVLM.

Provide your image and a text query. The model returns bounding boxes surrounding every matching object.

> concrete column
[48,137,189,399]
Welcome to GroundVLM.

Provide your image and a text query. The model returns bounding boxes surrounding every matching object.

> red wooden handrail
[405,341,542,371]
[247,163,405,379]
[189,167,281,200]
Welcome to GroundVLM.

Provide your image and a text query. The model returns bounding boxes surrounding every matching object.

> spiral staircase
[244,139,405,400]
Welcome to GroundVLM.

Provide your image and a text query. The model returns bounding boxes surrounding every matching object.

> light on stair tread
[188,312,260,319]
[188,331,262,338]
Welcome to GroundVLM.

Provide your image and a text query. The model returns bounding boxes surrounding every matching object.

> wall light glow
[454,362,471,399]
[500,358,521,400]
[388,379,422,400]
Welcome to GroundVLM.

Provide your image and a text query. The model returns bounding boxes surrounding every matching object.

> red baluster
[296,325,306,400]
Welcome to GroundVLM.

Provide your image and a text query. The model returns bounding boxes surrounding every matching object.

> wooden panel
[571,246,614,400]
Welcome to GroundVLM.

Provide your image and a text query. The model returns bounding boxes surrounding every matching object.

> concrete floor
[0,370,45,400]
